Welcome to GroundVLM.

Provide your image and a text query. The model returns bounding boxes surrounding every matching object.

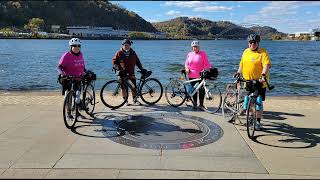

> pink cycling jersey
[58,51,85,76]
[185,50,212,79]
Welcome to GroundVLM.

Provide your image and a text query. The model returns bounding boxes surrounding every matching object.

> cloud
[166,10,181,16]
[163,1,206,8]
[193,6,233,12]
[237,5,243,8]
[244,1,320,33]
[146,19,161,23]
[163,1,233,12]
[235,1,258,3]
[307,19,320,23]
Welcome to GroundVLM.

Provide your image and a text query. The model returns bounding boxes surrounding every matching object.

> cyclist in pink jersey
[185,40,212,110]
[57,38,86,95]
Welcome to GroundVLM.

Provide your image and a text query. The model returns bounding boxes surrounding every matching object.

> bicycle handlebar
[234,76,275,91]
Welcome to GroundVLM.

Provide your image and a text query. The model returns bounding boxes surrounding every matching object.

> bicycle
[165,68,222,114]
[243,77,274,139]
[222,76,247,124]
[100,69,163,109]
[61,73,96,129]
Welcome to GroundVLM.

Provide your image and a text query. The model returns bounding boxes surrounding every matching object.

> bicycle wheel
[63,90,78,129]
[222,84,237,122]
[83,83,95,116]
[165,79,187,107]
[237,89,246,116]
[202,85,222,114]
[246,98,256,139]
[100,80,128,109]
[140,78,163,105]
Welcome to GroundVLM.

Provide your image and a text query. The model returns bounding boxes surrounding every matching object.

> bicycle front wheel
[246,99,256,139]
[165,79,187,107]
[222,84,237,122]
[140,78,163,105]
[203,86,222,114]
[63,90,78,129]
[83,83,96,116]
[100,80,128,109]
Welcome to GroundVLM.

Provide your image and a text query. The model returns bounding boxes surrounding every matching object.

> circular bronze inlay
[102,112,223,150]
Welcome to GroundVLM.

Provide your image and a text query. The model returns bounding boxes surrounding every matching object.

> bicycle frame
[119,75,147,100]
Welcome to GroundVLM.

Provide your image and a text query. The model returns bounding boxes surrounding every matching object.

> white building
[66,26,128,37]
[295,32,310,37]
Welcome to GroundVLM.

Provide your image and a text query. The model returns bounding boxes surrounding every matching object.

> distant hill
[0,1,157,32]
[153,17,286,39]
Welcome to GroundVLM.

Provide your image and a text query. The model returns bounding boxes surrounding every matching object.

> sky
[110,1,320,34]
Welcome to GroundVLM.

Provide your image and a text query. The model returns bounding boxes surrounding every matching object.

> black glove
[141,68,148,74]
[260,73,266,82]
[233,72,240,78]
[118,70,128,77]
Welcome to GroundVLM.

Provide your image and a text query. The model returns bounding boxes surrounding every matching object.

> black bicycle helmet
[247,34,260,42]
[122,39,133,45]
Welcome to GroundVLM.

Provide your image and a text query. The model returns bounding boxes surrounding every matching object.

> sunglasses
[71,45,81,48]
[249,41,258,44]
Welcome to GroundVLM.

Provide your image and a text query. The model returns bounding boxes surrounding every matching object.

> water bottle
[243,95,249,110]
[256,96,263,111]
[75,90,81,104]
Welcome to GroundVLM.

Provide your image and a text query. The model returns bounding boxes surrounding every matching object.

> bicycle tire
[83,83,96,116]
[165,79,187,107]
[203,86,222,114]
[140,78,163,105]
[246,98,256,139]
[63,90,78,129]
[100,80,128,109]
[222,84,237,122]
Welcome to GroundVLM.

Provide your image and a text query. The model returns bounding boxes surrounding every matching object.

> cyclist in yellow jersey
[234,34,272,130]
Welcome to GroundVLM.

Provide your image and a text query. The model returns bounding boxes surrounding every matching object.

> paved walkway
[0,91,319,179]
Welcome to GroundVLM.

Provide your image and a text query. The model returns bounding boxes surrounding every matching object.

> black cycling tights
[190,78,205,106]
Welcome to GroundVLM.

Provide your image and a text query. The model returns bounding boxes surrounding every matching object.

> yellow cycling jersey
[240,47,272,88]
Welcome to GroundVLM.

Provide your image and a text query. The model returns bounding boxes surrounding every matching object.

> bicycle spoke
[203,86,222,114]
[140,78,163,105]
[63,91,77,129]
[84,84,95,116]
[100,80,127,109]
[165,80,186,107]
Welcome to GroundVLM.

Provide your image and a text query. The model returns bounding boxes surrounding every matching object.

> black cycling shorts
[259,87,266,101]
[245,81,266,101]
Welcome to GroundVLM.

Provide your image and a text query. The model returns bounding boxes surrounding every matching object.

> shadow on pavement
[70,110,204,139]
[252,121,320,149]
[263,111,305,121]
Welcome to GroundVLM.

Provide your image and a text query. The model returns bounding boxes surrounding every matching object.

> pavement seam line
[0,112,33,136]
[51,134,82,169]
[233,123,270,175]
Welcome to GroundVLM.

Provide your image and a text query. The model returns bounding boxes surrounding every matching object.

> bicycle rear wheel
[140,78,163,105]
[222,84,237,122]
[165,79,187,107]
[83,83,96,116]
[202,86,222,114]
[63,90,78,129]
[100,80,128,109]
[246,99,256,139]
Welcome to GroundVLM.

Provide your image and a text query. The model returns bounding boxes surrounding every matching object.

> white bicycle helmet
[191,40,200,47]
[69,38,81,46]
